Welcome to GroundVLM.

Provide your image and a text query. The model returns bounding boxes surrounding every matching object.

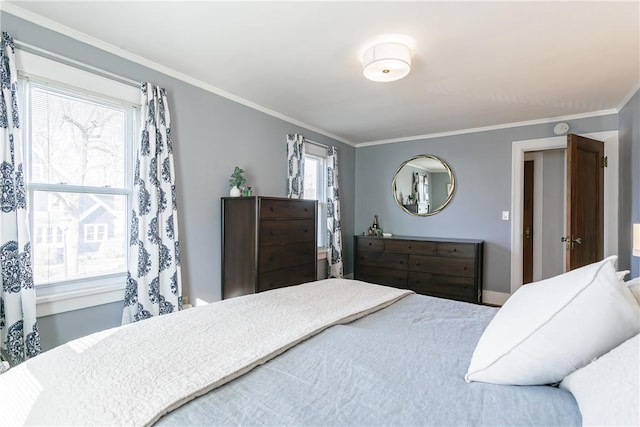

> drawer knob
[368,242,372,246]
[407,244,412,249]
[415,262,421,266]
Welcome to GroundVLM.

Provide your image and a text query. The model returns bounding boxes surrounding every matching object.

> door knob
[561,236,583,250]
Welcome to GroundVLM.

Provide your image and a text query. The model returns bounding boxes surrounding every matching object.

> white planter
[229,186,241,197]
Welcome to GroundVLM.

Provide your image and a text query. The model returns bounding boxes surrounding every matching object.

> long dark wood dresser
[222,196,317,299]
[354,235,484,303]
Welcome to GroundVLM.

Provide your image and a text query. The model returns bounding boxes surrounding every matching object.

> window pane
[33,191,127,284]
[303,157,318,199]
[30,86,126,187]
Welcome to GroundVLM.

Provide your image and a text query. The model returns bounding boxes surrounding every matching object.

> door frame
[510,131,618,294]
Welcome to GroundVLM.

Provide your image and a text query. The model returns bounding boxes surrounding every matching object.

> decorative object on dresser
[354,235,483,303]
[222,196,317,299]
[228,166,246,197]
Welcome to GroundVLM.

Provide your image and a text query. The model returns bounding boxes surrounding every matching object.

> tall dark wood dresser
[222,196,317,299]
[354,235,484,303]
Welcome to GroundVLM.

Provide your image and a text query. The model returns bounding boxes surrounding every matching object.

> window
[35,226,64,246]
[16,48,139,314]
[303,143,328,249]
[24,81,133,285]
[84,224,108,243]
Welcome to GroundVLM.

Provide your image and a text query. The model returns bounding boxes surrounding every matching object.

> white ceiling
[5,1,639,146]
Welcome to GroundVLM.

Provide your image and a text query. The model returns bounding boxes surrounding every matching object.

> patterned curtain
[0,32,41,365]
[327,146,343,278]
[122,83,182,324]
[286,133,304,199]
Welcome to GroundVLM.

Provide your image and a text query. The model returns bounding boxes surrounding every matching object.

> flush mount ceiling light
[362,42,412,82]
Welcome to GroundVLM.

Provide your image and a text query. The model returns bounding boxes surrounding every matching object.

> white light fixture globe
[362,42,411,82]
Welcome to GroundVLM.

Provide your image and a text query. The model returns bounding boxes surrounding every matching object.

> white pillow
[560,334,639,427]
[627,277,640,305]
[465,256,640,385]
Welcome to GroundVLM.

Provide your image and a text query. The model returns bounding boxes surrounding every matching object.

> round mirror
[392,155,455,216]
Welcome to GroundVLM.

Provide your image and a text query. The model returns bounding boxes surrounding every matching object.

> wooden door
[523,160,534,284]
[565,134,604,270]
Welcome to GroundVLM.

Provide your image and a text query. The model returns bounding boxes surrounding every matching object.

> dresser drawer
[257,263,316,292]
[356,250,408,271]
[357,237,384,251]
[409,255,475,277]
[356,265,407,288]
[260,199,315,219]
[385,239,437,255]
[259,219,315,245]
[259,241,316,273]
[408,272,477,302]
[352,235,483,304]
[436,242,476,258]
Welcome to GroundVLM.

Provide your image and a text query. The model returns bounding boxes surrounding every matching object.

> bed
[0,256,638,426]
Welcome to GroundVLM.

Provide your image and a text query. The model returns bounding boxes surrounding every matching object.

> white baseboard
[482,290,510,306]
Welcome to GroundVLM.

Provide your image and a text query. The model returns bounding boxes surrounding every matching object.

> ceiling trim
[356,108,620,148]
[617,83,640,112]
[2,3,356,147]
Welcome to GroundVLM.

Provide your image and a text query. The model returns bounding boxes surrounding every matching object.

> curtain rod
[304,138,329,149]
[14,39,140,89]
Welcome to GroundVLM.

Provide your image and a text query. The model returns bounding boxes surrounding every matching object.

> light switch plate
[502,211,510,221]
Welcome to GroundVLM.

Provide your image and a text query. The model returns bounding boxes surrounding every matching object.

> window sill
[36,279,125,317]
[317,248,328,260]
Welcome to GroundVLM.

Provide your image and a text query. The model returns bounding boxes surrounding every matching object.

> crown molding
[2,4,355,147]
[617,83,640,112]
[356,108,620,147]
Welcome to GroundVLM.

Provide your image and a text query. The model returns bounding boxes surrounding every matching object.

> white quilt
[0,279,411,426]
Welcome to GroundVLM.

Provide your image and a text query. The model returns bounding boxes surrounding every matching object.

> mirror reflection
[392,155,455,216]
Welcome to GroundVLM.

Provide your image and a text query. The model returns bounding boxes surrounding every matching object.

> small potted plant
[229,166,246,197]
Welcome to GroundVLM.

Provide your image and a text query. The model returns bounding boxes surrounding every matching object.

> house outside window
[16,48,139,314]
[303,142,328,249]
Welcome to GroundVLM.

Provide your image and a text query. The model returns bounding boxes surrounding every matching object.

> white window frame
[303,142,328,258]
[15,48,139,316]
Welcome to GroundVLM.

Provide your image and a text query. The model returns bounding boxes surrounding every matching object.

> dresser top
[355,234,483,244]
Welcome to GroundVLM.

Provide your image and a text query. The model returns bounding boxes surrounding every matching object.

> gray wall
[619,90,640,277]
[355,115,621,294]
[3,12,355,350]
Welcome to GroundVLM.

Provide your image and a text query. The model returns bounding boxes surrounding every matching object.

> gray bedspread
[157,294,581,426]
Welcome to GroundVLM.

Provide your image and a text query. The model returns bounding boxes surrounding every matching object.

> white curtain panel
[327,146,343,278]
[122,83,182,324]
[0,32,41,365]
[286,133,304,199]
